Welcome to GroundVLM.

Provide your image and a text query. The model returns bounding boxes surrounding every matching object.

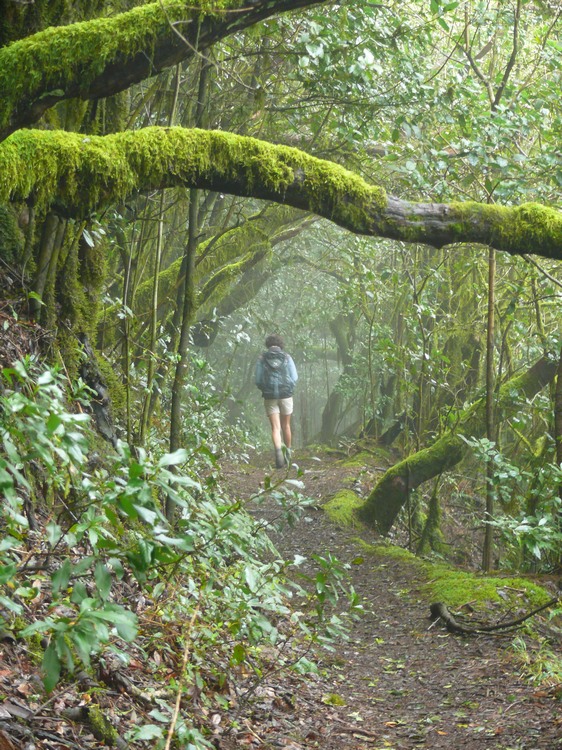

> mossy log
[61,705,127,749]
[358,355,558,534]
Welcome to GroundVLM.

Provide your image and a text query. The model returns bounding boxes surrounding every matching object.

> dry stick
[164,603,200,750]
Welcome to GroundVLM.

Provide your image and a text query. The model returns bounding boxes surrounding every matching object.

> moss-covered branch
[0,0,325,141]
[359,355,558,534]
[2,127,562,260]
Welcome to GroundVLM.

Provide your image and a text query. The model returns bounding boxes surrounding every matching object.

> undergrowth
[0,357,359,748]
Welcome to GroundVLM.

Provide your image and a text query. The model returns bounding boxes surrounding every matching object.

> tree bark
[0,0,327,141]
[359,354,558,534]
[3,128,562,261]
[320,314,355,443]
[482,246,496,572]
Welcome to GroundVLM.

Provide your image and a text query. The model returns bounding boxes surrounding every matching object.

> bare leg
[280,414,292,449]
[268,412,283,449]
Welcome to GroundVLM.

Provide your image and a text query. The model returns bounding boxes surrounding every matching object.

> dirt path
[221,452,562,750]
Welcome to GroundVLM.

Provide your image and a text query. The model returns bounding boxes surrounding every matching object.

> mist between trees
[1,0,562,724]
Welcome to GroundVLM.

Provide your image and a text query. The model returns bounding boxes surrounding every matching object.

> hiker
[255,334,298,468]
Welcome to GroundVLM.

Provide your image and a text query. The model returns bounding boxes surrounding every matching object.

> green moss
[358,541,552,610]
[323,489,364,528]
[0,203,24,263]
[88,705,119,746]
[340,449,386,468]
[0,128,387,231]
[447,202,562,259]
[97,355,126,419]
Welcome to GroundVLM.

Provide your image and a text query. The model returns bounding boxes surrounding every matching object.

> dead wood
[61,706,127,750]
[429,598,559,635]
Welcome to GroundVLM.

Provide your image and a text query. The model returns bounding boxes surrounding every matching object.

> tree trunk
[482,247,496,572]
[319,313,355,443]
[554,345,562,566]
[167,187,198,519]
[359,354,558,534]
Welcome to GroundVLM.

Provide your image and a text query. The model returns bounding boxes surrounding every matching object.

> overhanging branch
[2,127,562,259]
[0,0,326,141]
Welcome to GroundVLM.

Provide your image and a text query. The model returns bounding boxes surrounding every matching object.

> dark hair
[265,334,284,349]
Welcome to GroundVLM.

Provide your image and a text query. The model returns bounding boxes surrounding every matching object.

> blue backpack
[258,349,293,399]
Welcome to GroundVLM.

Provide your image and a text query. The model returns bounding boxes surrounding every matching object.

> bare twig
[164,602,201,750]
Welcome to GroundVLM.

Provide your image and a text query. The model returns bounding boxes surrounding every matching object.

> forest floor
[219,448,562,750]
[1,447,561,750]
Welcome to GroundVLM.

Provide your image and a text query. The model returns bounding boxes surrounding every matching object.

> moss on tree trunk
[359,355,558,534]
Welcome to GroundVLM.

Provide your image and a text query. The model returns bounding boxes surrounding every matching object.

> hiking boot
[283,446,291,466]
[275,448,285,469]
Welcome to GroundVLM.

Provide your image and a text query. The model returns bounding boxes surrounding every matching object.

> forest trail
[221,451,562,750]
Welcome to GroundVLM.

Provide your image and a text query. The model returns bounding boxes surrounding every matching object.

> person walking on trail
[255,334,298,469]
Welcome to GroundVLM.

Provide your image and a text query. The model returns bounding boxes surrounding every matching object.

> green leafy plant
[0,359,357,747]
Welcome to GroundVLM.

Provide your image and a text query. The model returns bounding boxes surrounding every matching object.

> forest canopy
[1,0,561,258]
[1,0,562,537]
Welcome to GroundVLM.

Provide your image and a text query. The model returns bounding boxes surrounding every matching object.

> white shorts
[264,397,294,416]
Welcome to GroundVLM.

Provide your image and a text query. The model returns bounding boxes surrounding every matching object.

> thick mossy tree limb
[358,355,558,535]
[2,128,562,260]
[0,0,326,141]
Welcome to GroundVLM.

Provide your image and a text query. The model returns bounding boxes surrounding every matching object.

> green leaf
[42,641,61,693]
[90,606,138,641]
[52,559,71,593]
[232,643,246,664]
[244,566,259,592]
[94,562,112,601]
[70,581,88,604]
[0,563,17,585]
[133,726,164,740]
[72,625,98,666]
[46,521,62,547]
[157,449,188,468]
[21,617,54,636]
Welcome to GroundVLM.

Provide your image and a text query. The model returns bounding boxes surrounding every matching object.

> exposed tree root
[429,598,559,635]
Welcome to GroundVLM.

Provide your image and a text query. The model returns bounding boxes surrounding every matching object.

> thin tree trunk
[166,53,209,519]
[554,345,562,566]
[139,65,181,444]
[167,188,198,518]
[482,247,496,572]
